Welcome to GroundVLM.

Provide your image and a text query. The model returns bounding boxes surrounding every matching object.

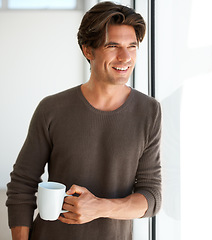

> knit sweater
[6,85,162,240]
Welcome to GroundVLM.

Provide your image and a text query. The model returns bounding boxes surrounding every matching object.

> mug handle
[60,193,72,213]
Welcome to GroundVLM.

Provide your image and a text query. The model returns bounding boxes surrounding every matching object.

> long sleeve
[6,99,52,228]
[134,101,162,217]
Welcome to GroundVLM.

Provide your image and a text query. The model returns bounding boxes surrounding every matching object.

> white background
[0,10,84,188]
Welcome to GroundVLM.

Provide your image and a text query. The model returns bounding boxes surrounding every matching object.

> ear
[82,45,94,61]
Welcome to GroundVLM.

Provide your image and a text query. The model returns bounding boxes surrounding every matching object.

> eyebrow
[104,41,138,47]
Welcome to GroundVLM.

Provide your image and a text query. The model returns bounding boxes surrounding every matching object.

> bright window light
[188,0,212,48]
[8,0,77,9]
[181,72,212,240]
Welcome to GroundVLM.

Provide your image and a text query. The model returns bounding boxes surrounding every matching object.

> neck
[81,80,131,111]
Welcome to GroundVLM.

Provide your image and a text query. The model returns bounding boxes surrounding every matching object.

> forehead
[105,24,137,44]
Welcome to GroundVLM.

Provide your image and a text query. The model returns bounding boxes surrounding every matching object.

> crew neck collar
[77,84,134,115]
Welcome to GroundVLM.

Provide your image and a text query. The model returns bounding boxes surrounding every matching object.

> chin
[114,79,130,86]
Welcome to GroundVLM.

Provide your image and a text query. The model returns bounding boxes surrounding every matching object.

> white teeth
[114,67,128,71]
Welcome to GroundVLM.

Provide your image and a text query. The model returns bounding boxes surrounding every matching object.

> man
[6,2,162,240]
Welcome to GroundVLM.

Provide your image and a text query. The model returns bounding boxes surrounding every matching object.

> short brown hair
[77,1,146,61]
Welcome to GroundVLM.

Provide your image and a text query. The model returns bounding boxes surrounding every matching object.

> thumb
[67,184,85,196]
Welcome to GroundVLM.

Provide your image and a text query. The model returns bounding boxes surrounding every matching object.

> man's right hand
[11,226,29,240]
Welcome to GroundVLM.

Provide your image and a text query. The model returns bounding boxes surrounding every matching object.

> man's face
[89,24,137,86]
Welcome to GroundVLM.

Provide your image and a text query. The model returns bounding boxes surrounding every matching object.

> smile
[113,66,129,71]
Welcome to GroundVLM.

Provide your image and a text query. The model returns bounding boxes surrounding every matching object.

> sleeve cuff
[7,204,35,229]
[135,190,157,218]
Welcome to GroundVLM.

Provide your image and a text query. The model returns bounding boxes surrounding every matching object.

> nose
[117,47,131,63]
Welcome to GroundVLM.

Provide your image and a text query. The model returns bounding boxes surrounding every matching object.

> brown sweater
[6,85,162,240]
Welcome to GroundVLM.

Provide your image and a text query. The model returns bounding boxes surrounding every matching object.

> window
[156,0,212,239]
[1,0,78,10]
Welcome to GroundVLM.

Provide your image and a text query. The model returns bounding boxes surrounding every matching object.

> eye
[128,45,137,49]
[107,45,117,48]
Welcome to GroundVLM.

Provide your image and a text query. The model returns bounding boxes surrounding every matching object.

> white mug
[37,181,69,221]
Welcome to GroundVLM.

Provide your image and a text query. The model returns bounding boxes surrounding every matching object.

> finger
[62,202,76,213]
[63,211,79,221]
[64,195,79,205]
[58,215,79,225]
[58,211,82,224]
[67,184,86,196]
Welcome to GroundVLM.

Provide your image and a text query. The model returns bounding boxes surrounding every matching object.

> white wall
[0,10,84,189]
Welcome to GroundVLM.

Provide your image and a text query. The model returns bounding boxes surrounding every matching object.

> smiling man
[6,2,162,240]
[84,24,137,85]
[80,24,137,112]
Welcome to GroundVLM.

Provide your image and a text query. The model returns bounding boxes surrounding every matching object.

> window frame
[0,0,83,10]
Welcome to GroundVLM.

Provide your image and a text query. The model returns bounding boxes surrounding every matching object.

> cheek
[131,51,137,61]
[92,59,107,73]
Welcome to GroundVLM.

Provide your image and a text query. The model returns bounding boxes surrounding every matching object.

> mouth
[112,66,129,72]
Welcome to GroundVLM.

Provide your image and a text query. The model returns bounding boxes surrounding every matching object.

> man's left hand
[58,184,101,224]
